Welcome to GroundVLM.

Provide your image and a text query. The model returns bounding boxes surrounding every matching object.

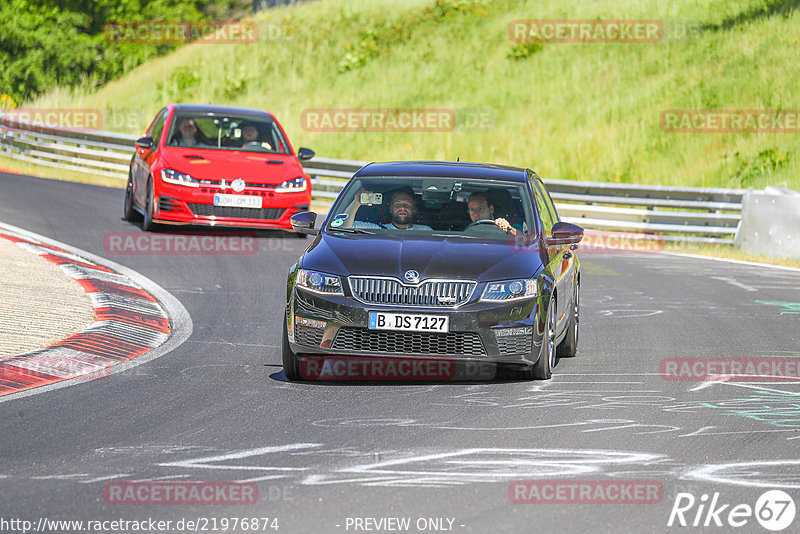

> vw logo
[231,178,246,192]
[404,270,420,283]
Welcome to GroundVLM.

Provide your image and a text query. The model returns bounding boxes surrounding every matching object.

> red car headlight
[161,168,200,187]
[275,176,307,193]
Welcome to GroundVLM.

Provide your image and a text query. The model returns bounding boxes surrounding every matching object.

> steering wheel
[467,219,498,228]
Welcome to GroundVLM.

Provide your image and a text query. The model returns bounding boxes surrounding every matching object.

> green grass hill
[26,0,800,190]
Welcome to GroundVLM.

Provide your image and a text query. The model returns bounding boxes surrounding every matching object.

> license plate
[213,194,262,209]
[368,312,449,333]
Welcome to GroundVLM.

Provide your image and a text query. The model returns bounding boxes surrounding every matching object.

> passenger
[174,119,200,146]
[341,188,432,230]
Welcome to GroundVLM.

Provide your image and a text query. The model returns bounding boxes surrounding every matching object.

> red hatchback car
[125,103,314,232]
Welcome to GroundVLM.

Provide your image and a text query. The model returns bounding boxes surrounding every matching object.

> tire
[294,232,308,239]
[142,179,157,232]
[123,171,139,221]
[557,281,579,358]
[282,319,301,381]
[521,296,556,380]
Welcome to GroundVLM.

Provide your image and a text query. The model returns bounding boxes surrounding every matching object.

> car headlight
[481,278,537,302]
[161,168,200,187]
[275,176,307,193]
[296,269,343,295]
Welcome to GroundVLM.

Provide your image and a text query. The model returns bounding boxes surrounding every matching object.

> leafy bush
[506,42,543,60]
[730,147,792,187]
[0,0,250,103]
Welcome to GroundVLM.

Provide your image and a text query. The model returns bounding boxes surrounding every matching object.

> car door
[531,176,571,337]
[133,108,167,207]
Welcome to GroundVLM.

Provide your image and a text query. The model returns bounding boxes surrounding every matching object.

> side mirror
[291,211,319,235]
[136,136,154,150]
[546,222,584,246]
[297,147,315,161]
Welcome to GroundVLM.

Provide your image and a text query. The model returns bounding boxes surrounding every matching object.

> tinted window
[531,178,554,235]
[538,179,560,223]
[148,109,167,146]
[326,176,531,241]
[164,112,290,154]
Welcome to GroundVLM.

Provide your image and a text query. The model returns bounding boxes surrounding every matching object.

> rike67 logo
[668,490,796,531]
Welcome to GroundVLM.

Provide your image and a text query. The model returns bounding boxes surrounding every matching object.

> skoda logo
[404,270,420,283]
[231,178,246,192]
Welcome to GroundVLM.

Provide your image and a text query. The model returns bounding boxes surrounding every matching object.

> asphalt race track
[1,171,800,533]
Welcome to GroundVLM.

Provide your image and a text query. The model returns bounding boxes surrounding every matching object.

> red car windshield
[165,113,291,154]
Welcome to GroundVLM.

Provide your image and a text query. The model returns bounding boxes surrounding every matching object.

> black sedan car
[284,161,583,381]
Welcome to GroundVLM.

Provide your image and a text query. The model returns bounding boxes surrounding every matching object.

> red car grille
[187,204,286,220]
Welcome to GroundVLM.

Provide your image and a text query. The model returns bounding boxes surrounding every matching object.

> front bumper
[151,182,311,229]
[287,285,546,367]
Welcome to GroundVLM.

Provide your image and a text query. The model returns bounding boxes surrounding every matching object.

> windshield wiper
[328,227,375,234]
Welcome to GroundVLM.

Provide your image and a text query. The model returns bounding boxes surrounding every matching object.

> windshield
[325,176,533,241]
[165,112,291,154]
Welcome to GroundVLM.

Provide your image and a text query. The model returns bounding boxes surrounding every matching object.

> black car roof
[171,103,273,118]
[353,161,530,183]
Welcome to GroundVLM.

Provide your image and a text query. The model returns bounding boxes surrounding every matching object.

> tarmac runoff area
[0,235,95,358]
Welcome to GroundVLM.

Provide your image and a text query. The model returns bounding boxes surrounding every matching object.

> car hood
[160,148,305,184]
[303,233,544,282]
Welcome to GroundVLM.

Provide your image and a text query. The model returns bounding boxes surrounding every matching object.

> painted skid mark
[710,276,758,292]
[754,300,800,315]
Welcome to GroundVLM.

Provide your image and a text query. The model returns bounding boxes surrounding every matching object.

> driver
[240,123,273,150]
[242,124,259,143]
[175,118,200,146]
[467,191,518,235]
[341,188,432,230]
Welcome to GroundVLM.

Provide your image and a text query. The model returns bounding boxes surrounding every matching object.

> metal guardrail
[1,117,745,244]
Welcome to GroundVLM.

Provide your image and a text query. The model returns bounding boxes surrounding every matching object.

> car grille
[198,179,278,189]
[332,328,486,356]
[348,277,475,307]
[496,334,532,355]
[187,203,286,220]
[295,324,324,347]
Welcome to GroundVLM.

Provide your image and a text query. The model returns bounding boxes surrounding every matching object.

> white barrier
[735,187,800,260]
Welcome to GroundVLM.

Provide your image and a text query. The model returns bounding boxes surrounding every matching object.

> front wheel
[142,180,157,232]
[123,171,139,221]
[521,296,556,380]
[282,319,301,381]
[557,281,579,358]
